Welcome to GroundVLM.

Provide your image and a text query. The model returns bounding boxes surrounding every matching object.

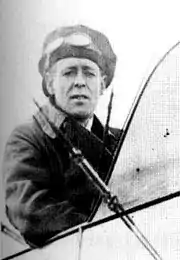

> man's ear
[100,75,107,95]
[45,72,54,95]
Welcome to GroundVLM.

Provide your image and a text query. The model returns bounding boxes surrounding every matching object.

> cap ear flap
[100,74,107,95]
[44,72,54,95]
[42,78,50,97]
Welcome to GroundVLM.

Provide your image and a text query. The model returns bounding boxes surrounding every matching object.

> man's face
[47,58,106,120]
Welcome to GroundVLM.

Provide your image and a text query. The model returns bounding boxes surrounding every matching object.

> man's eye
[63,71,75,76]
[85,71,95,77]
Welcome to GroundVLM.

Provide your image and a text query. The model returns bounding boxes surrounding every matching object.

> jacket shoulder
[6,118,45,151]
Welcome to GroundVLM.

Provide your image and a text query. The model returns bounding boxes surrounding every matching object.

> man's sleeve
[2,125,87,247]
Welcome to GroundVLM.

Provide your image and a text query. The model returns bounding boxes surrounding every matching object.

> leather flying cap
[38,25,117,90]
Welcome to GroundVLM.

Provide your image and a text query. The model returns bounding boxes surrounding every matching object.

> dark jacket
[3,106,121,247]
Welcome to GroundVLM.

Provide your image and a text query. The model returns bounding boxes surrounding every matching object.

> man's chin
[52,101,93,121]
[69,111,92,121]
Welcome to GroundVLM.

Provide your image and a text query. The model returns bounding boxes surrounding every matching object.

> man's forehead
[55,57,101,71]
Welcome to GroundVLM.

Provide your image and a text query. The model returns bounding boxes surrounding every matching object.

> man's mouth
[70,95,89,100]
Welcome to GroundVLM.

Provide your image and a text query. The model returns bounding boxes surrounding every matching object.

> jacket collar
[92,116,117,141]
[34,102,65,138]
[34,101,117,141]
[34,102,95,139]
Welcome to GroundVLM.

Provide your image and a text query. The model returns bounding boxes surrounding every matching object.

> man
[2,25,121,247]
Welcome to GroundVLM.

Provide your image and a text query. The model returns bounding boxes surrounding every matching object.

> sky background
[0,0,180,221]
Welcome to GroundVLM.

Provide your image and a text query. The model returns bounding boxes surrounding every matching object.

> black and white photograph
[0,1,180,259]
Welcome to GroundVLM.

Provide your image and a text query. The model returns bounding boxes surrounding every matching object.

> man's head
[45,57,106,120]
[38,25,116,121]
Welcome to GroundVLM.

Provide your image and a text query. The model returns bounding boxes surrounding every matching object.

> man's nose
[74,72,86,87]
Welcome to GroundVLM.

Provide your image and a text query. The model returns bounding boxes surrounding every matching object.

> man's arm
[2,125,87,247]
